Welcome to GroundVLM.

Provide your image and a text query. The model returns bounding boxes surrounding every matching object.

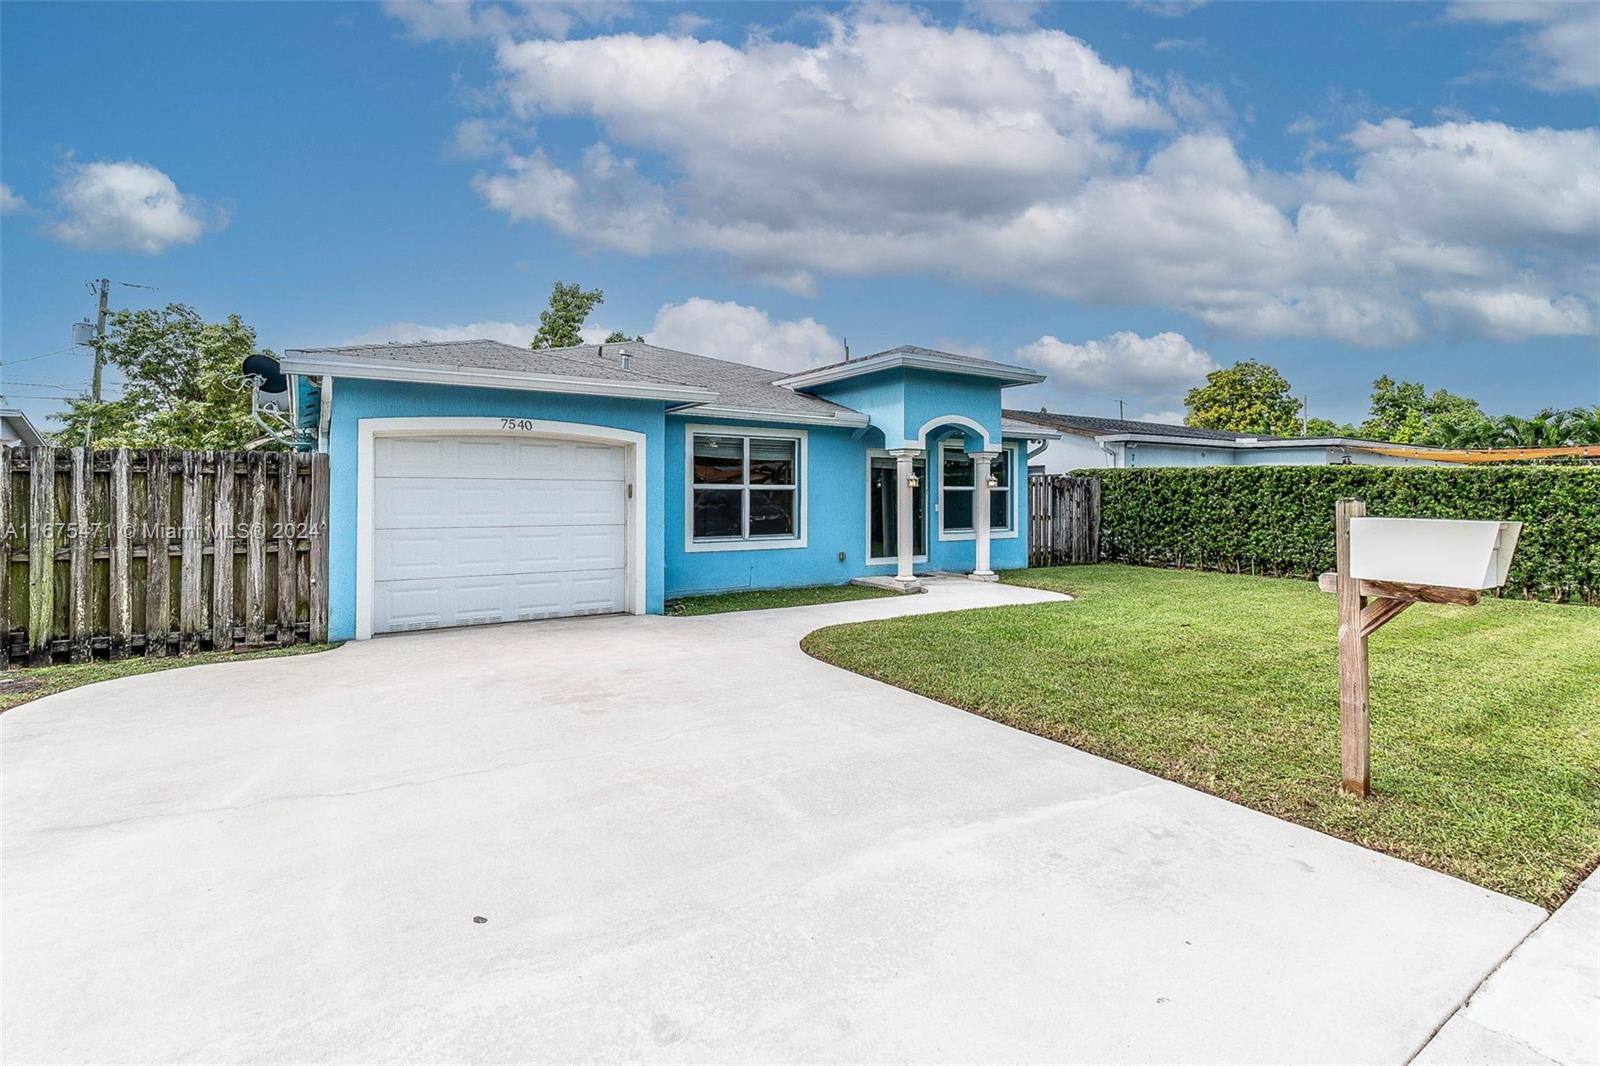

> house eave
[668,404,871,428]
[278,355,718,404]
[1095,432,1440,451]
[775,352,1045,390]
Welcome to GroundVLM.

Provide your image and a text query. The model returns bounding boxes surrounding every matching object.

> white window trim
[864,448,929,565]
[936,441,1020,542]
[683,424,808,552]
[355,416,648,641]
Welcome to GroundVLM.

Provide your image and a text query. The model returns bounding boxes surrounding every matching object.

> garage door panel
[376,478,625,528]
[372,433,628,633]
[378,435,631,481]
[375,570,627,631]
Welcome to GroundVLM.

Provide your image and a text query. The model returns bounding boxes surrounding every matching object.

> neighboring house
[0,409,43,448]
[1008,410,1452,472]
[279,341,1058,641]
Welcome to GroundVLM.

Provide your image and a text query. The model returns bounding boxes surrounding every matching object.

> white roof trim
[1097,432,1440,451]
[1001,419,1061,440]
[668,404,870,428]
[775,351,1044,389]
[279,354,717,404]
[1,409,44,447]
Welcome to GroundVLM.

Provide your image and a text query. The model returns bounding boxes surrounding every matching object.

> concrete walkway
[2,578,1544,1064]
[1415,866,1600,1065]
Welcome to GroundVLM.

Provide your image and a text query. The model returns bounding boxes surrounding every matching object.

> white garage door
[372,435,628,633]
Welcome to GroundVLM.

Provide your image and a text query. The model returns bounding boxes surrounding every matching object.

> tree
[604,330,644,343]
[1303,417,1356,437]
[1358,375,1482,444]
[1184,359,1304,436]
[531,281,605,349]
[53,304,274,449]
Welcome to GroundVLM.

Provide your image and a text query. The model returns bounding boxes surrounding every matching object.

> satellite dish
[243,353,288,395]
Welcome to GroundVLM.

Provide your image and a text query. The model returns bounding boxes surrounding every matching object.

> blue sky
[3,0,1597,432]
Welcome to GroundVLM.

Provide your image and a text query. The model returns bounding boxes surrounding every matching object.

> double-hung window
[940,444,1014,534]
[690,431,803,546]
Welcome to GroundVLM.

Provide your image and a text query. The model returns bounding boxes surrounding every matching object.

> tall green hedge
[1078,466,1600,604]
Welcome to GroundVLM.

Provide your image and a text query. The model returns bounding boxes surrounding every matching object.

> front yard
[802,564,1600,909]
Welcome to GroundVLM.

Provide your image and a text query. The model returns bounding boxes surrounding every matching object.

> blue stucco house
[279,341,1056,641]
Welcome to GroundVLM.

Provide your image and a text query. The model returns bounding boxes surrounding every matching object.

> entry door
[371,435,627,633]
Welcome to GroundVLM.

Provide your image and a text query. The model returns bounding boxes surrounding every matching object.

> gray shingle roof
[538,342,862,418]
[1004,409,1268,441]
[802,344,1029,377]
[283,339,861,420]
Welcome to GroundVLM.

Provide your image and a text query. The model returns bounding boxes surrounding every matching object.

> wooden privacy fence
[1028,474,1101,566]
[1,448,329,668]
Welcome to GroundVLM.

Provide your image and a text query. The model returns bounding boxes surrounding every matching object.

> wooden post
[1335,497,1370,797]
[108,450,133,660]
[68,449,92,662]
[26,447,56,666]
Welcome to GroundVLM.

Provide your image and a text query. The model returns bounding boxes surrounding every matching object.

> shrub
[1077,466,1600,604]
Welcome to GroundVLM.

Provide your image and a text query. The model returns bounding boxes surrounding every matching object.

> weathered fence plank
[145,450,172,658]
[26,450,56,666]
[1026,474,1102,567]
[0,448,11,670]
[69,449,92,662]
[276,454,297,646]
[179,451,204,655]
[211,452,236,652]
[244,453,268,646]
[108,450,133,659]
[308,453,329,644]
[2,447,327,668]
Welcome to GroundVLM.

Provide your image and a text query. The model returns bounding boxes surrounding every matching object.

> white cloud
[666,11,713,36]
[428,4,1597,346]
[1447,2,1600,92]
[47,160,223,254]
[646,297,843,372]
[1134,409,1187,425]
[384,0,631,42]
[448,117,506,159]
[1423,287,1595,340]
[1132,0,1209,16]
[0,183,26,214]
[1014,331,1216,397]
[347,320,540,346]
[346,319,619,347]
[1154,36,1206,51]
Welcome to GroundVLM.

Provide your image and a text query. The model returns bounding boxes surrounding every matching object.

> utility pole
[1117,398,1126,420]
[85,278,109,447]
[1302,395,1309,436]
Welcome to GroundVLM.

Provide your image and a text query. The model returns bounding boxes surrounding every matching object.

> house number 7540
[499,418,541,431]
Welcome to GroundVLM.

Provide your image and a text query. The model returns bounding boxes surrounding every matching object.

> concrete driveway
[3,578,1541,1064]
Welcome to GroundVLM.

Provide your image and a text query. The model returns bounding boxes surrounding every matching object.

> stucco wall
[323,378,670,641]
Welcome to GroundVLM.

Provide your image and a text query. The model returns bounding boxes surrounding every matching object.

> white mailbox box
[1348,517,1521,590]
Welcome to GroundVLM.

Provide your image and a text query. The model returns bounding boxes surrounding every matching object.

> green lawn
[666,583,900,616]
[0,644,337,714]
[801,564,1600,909]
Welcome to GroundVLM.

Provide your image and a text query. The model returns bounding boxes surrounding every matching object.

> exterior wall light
[906,473,920,488]
[986,475,999,488]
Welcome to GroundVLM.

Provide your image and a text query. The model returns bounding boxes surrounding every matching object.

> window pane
[991,451,1010,487]
[943,451,974,487]
[990,487,1010,529]
[943,488,973,531]
[693,489,742,538]
[748,438,796,485]
[749,489,795,537]
[693,435,744,485]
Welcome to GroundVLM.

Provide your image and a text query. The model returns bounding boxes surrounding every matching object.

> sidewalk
[1415,867,1600,1065]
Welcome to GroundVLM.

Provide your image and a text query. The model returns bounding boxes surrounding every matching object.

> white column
[970,451,998,581]
[890,448,921,589]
